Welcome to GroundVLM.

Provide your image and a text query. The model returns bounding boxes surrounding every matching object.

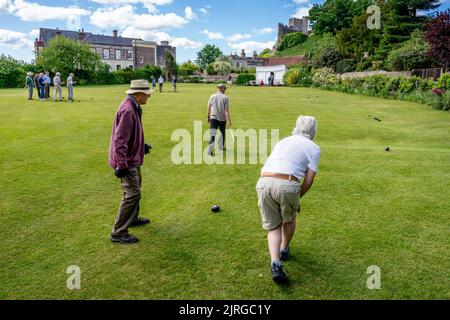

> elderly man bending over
[256,116,321,284]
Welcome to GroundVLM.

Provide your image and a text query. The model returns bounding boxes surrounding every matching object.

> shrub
[278,32,308,51]
[284,65,313,87]
[363,75,391,97]
[356,59,372,71]
[235,74,256,86]
[398,77,421,94]
[436,73,450,90]
[385,30,433,71]
[430,91,450,111]
[335,59,357,74]
[312,68,337,89]
[312,48,343,71]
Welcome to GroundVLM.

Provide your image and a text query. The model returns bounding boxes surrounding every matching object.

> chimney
[113,30,118,37]
[78,29,85,41]
[241,49,246,58]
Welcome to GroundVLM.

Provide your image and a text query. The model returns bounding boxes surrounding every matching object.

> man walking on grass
[256,116,321,284]
[109,80,153,244]
[207,83,232,156]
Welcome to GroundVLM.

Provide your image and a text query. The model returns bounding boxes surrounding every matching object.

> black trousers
[209,119,226,152]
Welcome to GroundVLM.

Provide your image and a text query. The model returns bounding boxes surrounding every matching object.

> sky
[0,0,449,63]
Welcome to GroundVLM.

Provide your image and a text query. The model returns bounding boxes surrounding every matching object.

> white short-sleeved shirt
[261,135,321,180]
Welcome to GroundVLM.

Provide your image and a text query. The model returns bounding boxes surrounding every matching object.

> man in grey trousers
[109,80,154,244]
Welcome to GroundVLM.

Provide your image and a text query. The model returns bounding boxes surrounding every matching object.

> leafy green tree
[0,55,26,88]
[385,30,433,70]
[336,11,383,60]
[259,48,272,58]
[164,50,177,80]
[312,47,343,71]
[309,0,372,35]
[178,61,198,76]
[376,0,440,59]
[195,44,223,71]
[277,32,308,51]
[37,36,101,77]
[213,61,232,75]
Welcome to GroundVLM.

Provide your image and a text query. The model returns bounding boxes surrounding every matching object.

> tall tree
[37,36,100,76]
[336,10,383,60]
[195,44,223,71]
[376,0,441,59]
[164,50,177,80]
[425,9,450,70]
[309,0,373,35]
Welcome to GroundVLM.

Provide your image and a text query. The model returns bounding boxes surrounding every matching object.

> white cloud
[90,5,188,30]
[121,26,171,41]
[293,0,309,4]
[199,7,209,15]
[9,0,91,22]
[0,0,14,13]
[184,6,197,20]
[227,33,251,42]
[255,27,274,35]
[29,28,39,38]
[89,0,172,5]
[171,37,202,49]
[0,28,33,49]
[121,27,201,49]
[200,29,224,40]
[292,6,311,19]
[227,40,276,54]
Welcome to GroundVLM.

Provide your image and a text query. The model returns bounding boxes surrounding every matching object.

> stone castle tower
[273,16,310,50]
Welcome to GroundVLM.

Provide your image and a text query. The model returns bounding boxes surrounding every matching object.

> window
[116,65,121,71]
[115,50,121,60]
[91,48,97,54]
[139,56,144,64]
[128,51,133,60]
[103,49,109,59]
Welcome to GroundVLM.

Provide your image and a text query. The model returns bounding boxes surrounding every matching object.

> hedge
[236,74,256,86]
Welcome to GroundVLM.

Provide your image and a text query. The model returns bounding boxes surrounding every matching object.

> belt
[261,173,299,182]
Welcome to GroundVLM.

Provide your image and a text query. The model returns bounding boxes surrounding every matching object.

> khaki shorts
[256,177,301,231]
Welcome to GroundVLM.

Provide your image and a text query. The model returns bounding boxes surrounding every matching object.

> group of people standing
[25,71,75,102]
[151,75,178,93]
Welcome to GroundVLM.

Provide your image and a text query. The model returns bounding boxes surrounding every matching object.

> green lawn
[0,84,449,300]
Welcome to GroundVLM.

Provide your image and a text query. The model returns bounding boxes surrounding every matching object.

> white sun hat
[126,79,153,95]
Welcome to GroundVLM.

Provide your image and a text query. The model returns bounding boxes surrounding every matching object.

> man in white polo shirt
[256,115,321,284]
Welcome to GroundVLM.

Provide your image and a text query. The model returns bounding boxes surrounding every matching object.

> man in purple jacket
[109,79,153,244]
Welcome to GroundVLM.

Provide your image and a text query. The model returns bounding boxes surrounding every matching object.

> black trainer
[280,248,290,262]
[130,218,150,227]
[271,263,289,284]
[110,234,139,244]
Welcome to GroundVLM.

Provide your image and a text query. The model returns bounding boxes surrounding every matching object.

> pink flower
[432,88,445,95]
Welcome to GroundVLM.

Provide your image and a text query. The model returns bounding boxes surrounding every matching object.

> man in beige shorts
[256,116,321,283]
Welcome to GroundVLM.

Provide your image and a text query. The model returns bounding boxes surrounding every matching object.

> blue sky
[0,0,448,63]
